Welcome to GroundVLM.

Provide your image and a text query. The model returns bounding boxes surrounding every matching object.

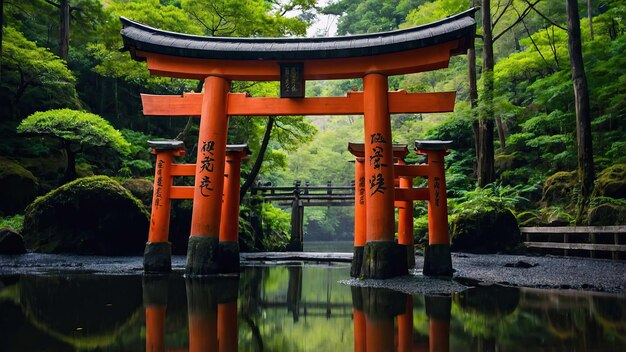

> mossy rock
[0,228,27,254]
[76,162,95,178]
[593,164,626,199]
[495,152,521,174]
[0,157,39,216]
[541,171,577,206]
[22,176,149,255]
[450,208,521,254]
[17,151,66,192]
[120,178,153,210]
[587,203,626,226]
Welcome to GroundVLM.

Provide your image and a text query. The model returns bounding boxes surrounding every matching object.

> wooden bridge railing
[252,181,355,207]
[521,226,626,260]
[252,181,355,251]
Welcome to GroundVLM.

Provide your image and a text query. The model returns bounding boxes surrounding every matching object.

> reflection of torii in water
[120,9,477,278]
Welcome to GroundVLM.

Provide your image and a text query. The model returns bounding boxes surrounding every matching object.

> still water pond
[0,264,624,351]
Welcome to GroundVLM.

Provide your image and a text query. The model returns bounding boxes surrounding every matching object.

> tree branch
[523,0,566,31]
[43,0,60,8]
[516,6,553,71]
[493,0,539,42]
[492,0,514,28]
[240,116,275,201]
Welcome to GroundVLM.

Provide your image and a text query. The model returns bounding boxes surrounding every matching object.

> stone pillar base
[218,242,240,274]
[350,246,364,278]
[361,241,408,279]
[143,242,171,273]
[423,244,453,277]
[185,236,219,276]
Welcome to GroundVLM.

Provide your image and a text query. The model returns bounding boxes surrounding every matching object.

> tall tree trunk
[587,0,593,40]
[469,0,479,173]
[567,0,594,224]
[468,36,480,173]
[114,78,120,121]
[495,116,506,152]
[1,0,4,84]
[240,116,275,201]
[478,0,496,187]
[63,141,77,182]
[478,119,495,187]
[58,0,70,60]
[468,43,478,110]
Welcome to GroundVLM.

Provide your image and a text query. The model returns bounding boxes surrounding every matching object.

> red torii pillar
[390,140,453,277]
[144,140,185,273]
[187,76,231,276]
[219,145,251,273]
[361,73,404,279]
[397,158,415,269]
[348,142,410,278]
[415,140,452,277]
[143,140,249,274]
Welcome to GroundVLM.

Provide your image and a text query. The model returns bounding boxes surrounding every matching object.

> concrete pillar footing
[143,242,172,273]
[423,244,453,277]
[361,241,408,279]
[185,236,219,276]
[351,246,364,278]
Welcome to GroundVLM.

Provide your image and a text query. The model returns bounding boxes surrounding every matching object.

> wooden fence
[520,226,626,260]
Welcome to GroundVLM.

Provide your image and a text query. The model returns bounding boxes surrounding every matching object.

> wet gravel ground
[1,252,624,293]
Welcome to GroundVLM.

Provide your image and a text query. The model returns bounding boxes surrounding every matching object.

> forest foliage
[1,0,625,243]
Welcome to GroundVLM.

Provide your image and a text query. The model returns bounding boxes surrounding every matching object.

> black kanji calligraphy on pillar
[280,63,305,98]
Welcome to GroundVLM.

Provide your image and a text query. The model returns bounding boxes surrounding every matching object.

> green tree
[323,0,425,35]
[17,109,130,181]
[181,0,314,36]
[0,27,78,117]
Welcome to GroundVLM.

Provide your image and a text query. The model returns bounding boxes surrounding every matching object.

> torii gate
[120,9,476,278]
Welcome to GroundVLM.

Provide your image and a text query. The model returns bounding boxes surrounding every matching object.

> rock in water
[0,228,27,254]
[22,176,149,255]
[450,208,521,254]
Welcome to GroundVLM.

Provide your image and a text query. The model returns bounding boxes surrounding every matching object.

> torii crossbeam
[120,8,476,278]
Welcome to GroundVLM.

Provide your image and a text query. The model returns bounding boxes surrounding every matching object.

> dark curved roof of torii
[120,8,476,61]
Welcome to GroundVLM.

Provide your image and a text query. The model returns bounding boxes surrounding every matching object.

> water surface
[0,264,624,351]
